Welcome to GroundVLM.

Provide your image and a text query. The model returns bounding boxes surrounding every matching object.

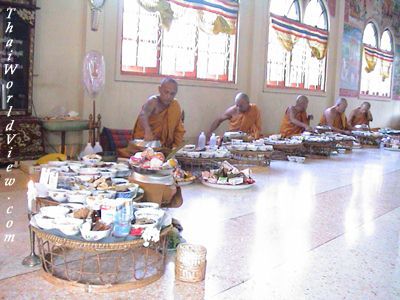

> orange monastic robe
[280,108,309,137]
[132,99,185,148]
[349,112,369,127]
[319,111,347,130]
[229,104,262,138]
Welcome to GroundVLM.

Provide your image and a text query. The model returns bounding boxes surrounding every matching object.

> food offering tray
[302,140,336,157]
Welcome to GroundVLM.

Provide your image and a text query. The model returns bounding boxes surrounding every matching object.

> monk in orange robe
[319,97,352,134]
[348,102,373,128]
[207,93,262,139]
[280,95,313,137]
[132,78,185,148]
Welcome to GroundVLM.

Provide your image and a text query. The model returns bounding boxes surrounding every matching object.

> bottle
[93,141,103,153]
[113,201,132,238]
[197,131,206,150]
[209,133,217,149]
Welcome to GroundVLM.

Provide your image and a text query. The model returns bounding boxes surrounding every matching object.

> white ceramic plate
[201,180,255,190]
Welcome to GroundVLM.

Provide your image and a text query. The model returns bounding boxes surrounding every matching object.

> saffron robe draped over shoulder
[319,111,347,130]
[280,108,309,137]
[132,99,185,148]
[229,104,262,139]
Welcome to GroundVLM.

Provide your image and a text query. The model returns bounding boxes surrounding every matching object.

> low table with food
[264,135,304,160]
[175,141,273,171]
[352,130,383,147]
[29,154,176,291]
[301,134,336,157]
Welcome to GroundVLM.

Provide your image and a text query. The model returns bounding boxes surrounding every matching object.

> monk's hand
[144,131,154,141]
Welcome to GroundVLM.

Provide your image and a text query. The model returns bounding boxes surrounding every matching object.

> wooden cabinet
[0,1,43,162]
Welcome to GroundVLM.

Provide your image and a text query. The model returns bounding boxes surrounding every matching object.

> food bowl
[99,168,117,178]
[40,206,70,218]
[79,168,99,175]
[132,201,160,209]
[80,221,111,241]
[67,190,92,203]
[187,152,201,158]
[48,189,69,202]
[183,144,196,151]
[56,218,83,236]
[34,214,56,230]
[134,208,164,224]
[287,156,297,162]
[111,178,129,185]
[92,190,116,199]
[115,184,139,199]
[82,154,102,164]
[201,151,214,158]
[337,148,346,154]
[247,144,258,151]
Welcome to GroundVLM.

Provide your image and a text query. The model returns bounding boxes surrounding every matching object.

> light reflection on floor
[0,148,399,299]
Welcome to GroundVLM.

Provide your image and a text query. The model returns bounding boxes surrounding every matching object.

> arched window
[360,24,394,98]
[120,0,239,82]
[266,0,329,91]
[363,23,378,47]
[270,0,300,20]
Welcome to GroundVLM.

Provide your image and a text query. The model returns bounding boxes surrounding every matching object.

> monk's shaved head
[296,95,308,105]
[335,97,347,106]
[295,95,309,112]
[235,92,249,104]
[160,77,178,87]
[360,101,371,113]
[158,77,178,106]
[235,92,250,113]
[335,97,348,113]
[361,101,371,109]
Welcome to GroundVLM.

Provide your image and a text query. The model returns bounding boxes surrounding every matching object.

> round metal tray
[131,165,172,176]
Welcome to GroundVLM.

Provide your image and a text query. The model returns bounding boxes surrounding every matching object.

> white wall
[32,0,400,153]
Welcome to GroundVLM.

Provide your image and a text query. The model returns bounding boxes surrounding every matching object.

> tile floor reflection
[0,148,399,299]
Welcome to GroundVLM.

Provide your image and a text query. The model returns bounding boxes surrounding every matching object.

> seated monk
[280,95,313,137]
[319,97,352,134]
[118,78,185,157]
[207,92,262,139]
[348,101,373,128]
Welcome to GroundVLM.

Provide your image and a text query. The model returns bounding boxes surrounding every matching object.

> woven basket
[175,260,206,283]
[175,243,207,282]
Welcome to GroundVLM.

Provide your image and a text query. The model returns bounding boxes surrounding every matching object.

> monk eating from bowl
[206,92,262,140]
[133,77,185,148]
[319,97,352,134]
[280,95,313,137]
[348,101,373,128]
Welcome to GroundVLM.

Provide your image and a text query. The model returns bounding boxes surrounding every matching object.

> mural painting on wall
[392,44,400,100]
[339,24,362,97]
[345,0,366,27]
[345,0,400,38]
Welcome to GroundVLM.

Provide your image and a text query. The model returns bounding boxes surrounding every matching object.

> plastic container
[209,133,217,149]
[112,201,133,238]
[197,132,206,150]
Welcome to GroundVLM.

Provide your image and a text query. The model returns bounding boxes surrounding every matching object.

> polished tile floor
[0,148,399,299]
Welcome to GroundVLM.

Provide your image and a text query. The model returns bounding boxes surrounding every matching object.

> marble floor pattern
[0,148,399,299]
